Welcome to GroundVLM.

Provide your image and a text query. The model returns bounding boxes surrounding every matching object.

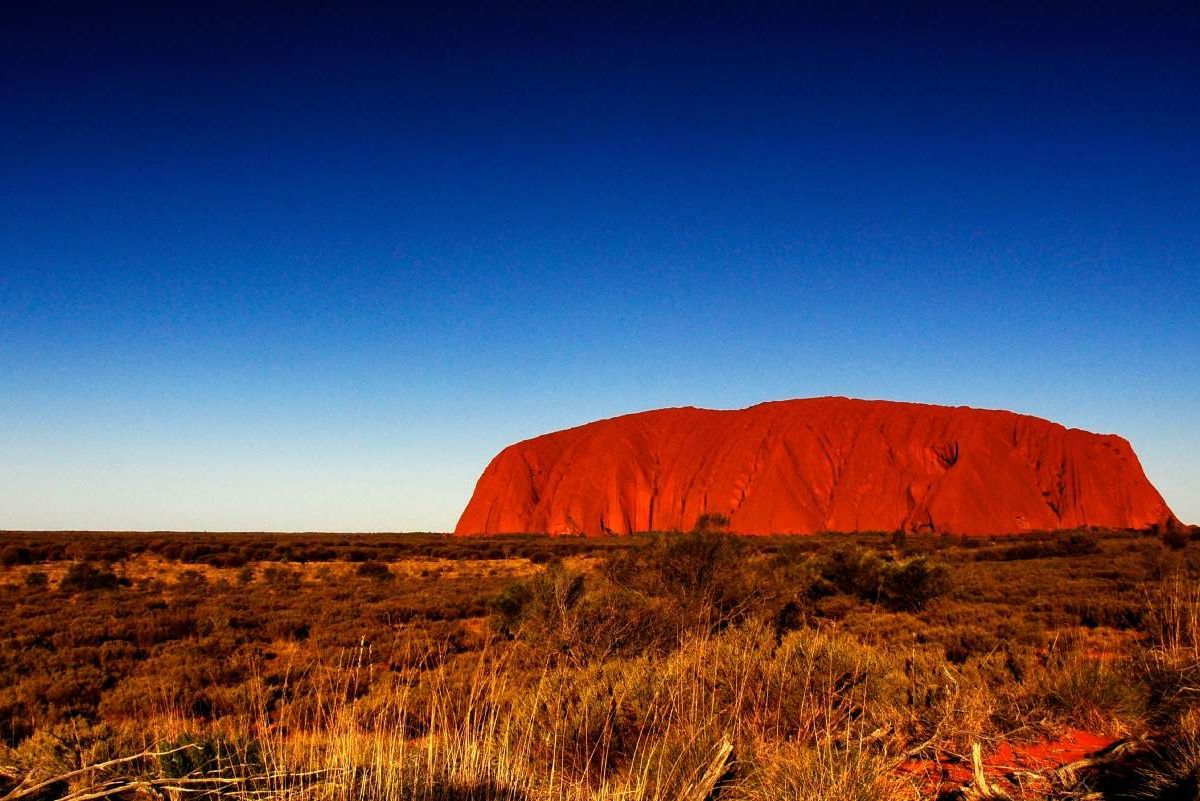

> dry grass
[1146,572,1200,662]
[3,630,921,801]
[3,528,1199,800]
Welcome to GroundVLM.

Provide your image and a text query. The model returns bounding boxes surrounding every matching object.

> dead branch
[1,745,202,801]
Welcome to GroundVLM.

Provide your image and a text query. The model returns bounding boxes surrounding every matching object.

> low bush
[1037,649,1147,730]
[355,560,393,581]
[59,562,122,593]
[1164,526,1191,551]
[0,546,33,567]
[602,531,760,629]
[262,566,301,588]
[814,547,949,611]
[877,557,950,611]
[976,532,1101,561]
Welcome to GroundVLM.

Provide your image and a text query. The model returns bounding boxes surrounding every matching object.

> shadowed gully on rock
[455,397,1175,536]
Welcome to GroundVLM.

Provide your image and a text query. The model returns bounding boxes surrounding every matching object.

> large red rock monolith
[455,398,1174,536]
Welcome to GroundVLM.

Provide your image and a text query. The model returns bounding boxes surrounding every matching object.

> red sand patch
[899,729,1119,797]
[990,729,1116,772]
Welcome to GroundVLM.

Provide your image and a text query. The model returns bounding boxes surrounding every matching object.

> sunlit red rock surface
[455,398,1174,536]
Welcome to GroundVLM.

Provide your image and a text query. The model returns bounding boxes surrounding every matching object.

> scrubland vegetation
[2,525,1199,800]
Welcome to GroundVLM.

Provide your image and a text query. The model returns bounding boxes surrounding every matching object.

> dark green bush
[23,571,48,589]
[1062,533,1101,555]
[176,569,208,587]
[692,512,731,533]
[491,579,535,638]
[59,562,121,593]
[877,557,950,611]
[602,531,758,628]
[814,545,883,598]
[1164,526,1191,551]
[0,546,33,567]
[976,532,1100,561]
[262,566,301,588]
[158,734,263,779]
[355,561,393,581]
[491,564,668,662]
[490,564,584,641]
[814,546,948,611]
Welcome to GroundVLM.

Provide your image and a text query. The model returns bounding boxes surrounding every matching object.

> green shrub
[176,569,207,587]
[877,557,950,611]
[1164,526,1191,551]
[814,547,949,611]
[693,512,731,533]
[492,565,585,647]
[262,566,300,588]
[1039,650,1147,729]
[977,532,1100,561]
[602,531,758,629]
[814,545,883,599]
[1062,532,1102,555]
[58,562,121,593]
[356,560,393,581]
[158,733,264,779]
[0,546,33,567]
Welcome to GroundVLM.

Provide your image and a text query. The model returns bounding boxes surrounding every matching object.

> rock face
[455,398,1175,536]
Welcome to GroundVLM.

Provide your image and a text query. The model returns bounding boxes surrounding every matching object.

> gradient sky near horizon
[2,3,1198,531]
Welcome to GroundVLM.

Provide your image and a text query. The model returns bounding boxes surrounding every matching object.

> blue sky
[2,3,1197,530]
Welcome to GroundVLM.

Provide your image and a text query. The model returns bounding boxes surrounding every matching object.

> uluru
[455,397,1175,536]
